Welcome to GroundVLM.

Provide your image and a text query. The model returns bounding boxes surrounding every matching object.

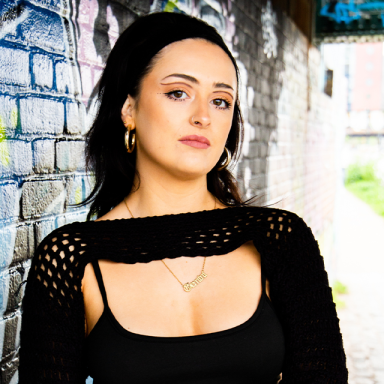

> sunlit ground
[335,187,384,383]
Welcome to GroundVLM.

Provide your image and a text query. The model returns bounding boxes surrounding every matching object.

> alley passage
[336,189,384,384]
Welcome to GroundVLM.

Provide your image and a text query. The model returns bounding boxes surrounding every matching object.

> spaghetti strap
[92,259,109,308]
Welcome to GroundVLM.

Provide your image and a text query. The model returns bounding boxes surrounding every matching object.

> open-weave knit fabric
[19,206,348,383]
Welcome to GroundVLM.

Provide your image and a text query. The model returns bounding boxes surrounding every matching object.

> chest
[83,241,265,337]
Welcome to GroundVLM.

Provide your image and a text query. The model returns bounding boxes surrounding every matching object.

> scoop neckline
[87,287,268,344]
[91,205,238,223]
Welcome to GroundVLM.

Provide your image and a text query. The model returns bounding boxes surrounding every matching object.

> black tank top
[85,260,285,383]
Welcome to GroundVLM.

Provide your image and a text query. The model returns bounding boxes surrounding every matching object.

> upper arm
[274,215,348,383]
[20,228,88,383]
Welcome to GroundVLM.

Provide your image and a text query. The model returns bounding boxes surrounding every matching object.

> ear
[121,95,136,128]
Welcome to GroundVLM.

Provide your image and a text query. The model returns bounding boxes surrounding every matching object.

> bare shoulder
[95,200,129,222]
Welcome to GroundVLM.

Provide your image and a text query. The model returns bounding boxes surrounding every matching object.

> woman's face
[122,38,237,180]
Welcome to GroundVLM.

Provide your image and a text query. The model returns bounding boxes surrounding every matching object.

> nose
[190,97,211,128]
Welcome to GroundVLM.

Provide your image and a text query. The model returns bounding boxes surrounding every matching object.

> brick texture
[0,0,345,382]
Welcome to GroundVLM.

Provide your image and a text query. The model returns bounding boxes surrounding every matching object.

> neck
[125,171,216,218]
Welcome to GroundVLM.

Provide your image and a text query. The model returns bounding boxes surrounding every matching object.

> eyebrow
[161,73,234,91]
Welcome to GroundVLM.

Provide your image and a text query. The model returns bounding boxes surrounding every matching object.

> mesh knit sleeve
[271,215,348,383]
[19,227,88,384]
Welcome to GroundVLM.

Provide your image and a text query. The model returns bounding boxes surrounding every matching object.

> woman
[19,12,348,383]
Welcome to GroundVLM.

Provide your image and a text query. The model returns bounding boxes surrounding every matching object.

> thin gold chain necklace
[123,198,216,292]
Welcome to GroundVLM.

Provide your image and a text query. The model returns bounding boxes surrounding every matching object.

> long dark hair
[77,12,245,220]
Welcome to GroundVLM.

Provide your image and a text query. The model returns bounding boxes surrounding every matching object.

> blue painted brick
[32,139,55,174]
[0,225,16,271]
[0,0,18,14]
[32,53,53,89]
[21,179,65,219]
[0,182,18,221]
[19,97,64,135]
[0,269,10,317]
[0,47,30,86]
[0,140,33,177]
[29,0,62,13]
[17,5,65,53]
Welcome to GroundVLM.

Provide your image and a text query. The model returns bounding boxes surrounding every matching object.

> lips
[179,135,211,149]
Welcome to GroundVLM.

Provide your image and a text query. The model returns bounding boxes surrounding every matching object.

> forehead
[148,38,237,89]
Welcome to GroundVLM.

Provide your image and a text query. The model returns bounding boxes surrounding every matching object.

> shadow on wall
[69,0,286,200]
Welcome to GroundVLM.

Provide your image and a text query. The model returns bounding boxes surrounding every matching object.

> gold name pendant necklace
[124,198,215,292]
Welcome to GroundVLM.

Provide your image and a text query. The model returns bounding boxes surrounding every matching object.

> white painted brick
[56,61,75,94]
[0,96,18,131]
[19,97,64,135]
[0,182,19,221]
[0,318,4,360]
[0,225,16,271]
[66,101,85,135]
[35,217,63,246]
[32,53,53,89]
[0,140,32,176]
[66,175,92,208]
[0,47,30,86]
[32,139,55,174]
[56,140,84,172]
[22,179,65,219]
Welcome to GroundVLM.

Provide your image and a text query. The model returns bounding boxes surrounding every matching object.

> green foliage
[345,163,384,218]
[333,280,348,294]
[345,162,376,185]
[332,281,348,309]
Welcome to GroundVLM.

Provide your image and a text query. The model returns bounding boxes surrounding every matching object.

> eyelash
[164,90,232,110]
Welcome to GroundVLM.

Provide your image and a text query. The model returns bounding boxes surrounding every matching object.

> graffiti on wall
[320,0,384,26]
[261,0,278,59]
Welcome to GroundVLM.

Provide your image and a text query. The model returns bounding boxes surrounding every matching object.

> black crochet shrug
[19,206,348,383]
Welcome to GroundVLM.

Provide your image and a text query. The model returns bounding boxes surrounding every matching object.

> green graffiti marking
[0,115,10,166]
[0,116,5,143]
[11,107,18,128]
[75,186,82,204]
[164,0,178,12]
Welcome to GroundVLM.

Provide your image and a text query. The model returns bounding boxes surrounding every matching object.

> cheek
[135,98,182,149]
[214,113,233,145]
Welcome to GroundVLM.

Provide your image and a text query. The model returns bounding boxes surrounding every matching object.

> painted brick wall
[0,0,344,382]
[0,0,91,381]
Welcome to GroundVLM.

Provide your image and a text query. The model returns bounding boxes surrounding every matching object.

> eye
[212,98,231,110]
[164,90,188,101]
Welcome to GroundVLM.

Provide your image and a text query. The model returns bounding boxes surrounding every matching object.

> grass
[332,281,348,309]
[345,163,384,218]
[346,181,384,217]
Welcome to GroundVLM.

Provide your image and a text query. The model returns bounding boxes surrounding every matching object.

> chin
[173,163,212,179]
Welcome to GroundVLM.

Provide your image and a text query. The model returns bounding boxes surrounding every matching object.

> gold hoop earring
[218,147,231,171]
[124,125,136,153]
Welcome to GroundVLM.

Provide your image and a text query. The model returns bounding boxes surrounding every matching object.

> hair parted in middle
[79,12,245,220]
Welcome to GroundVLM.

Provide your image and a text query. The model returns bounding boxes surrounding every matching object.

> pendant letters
[183,271,207,292]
